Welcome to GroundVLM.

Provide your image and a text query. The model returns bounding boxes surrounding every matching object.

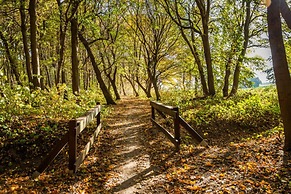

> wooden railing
[32,103,101,178]
[150,101,208,149]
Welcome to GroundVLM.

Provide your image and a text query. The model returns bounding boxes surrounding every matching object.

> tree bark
[230,0,251,96]
[196,0,215,96]
[29,0,41,89]
[78,32,116,105]
[136,75,151,98]
[56,0,69,85]
[201,33,215,96]
[106,67,121,100]
[179,25,208,96]
[20,0,33,86]
[0,31,22,85]
[222,61,231,97]
[120,76,127,96]
[71,18,80,95]
[268,0,291,151]
[45,65,52,88]
[223,45,236,97]
[280,0,291,28]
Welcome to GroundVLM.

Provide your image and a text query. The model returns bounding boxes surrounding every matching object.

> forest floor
[1,97,291,193]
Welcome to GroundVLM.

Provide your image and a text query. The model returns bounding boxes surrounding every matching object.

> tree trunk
[71,18,80,95]
[55,0,70,85]
[152,77,161,101]
[45,65,52,88]
[56,24,67,85]
[201,34,215,96]
[197,0,215,96]
[229,1,251,96]
[193,46,209,96]
[268,0,291,151]
[78,32,116,105]
[107,67,121,100]
[223,57,232,97]
[61,70,66,84]
[180,28,208,96]
[0,31,22,86]
[136,75,151,98]
[223,44,236,97]
[147,64,160,100]
[29,0,41,89]
[40,69,45,90]
[20,0,33,86]
[120,76,127,96]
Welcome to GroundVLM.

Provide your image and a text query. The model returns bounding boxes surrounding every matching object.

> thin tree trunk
[136,75,151,98]
[56,25,67,85]
[230,1,251,96]
[180,28,208,96]
[120,76,127,96]
[124,76,139,97]
[29,0,41,89]
[78,32,116,105]
[201,34,215,96]
[268,0,291,151]
[197,0,215,96]
[107,67,121,100]
[0,31,22,85]
[61,70,66,84]
[45,65,52,88]
[152,77,161,101]
[223,57,232,97]
[71,18,80,95]
[20,0,33,86]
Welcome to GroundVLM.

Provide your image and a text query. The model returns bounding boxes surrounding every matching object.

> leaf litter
[0,98,290,193]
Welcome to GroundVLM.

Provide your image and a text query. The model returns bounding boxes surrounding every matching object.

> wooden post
[151,106,155,121]
[97,102,100,127]
[173,107,180,149]
[69,119,77,173]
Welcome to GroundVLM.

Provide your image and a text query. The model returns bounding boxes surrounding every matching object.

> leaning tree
[266,0,291,151]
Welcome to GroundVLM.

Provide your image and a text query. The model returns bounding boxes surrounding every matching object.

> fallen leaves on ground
[1,98,291,193]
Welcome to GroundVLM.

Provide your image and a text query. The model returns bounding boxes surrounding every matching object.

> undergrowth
[161,86,280,127]
[0,84,105,123]
[160,86,281,145]
[0,84,109,174]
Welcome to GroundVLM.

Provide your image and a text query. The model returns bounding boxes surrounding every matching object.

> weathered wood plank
[76,105,101,135]
[69,120,77,173]
[32,132,69,178]
[178,116,207,146]
[75,123,102,170]
[150,101,178,118]
[173,108,180,145]
[151,118,179,146]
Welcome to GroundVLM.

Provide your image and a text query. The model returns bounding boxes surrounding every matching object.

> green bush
[0,84,105,123]
[161,87,280,128]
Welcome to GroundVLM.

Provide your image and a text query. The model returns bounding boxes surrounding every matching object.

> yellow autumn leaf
[187,185,202,191]
[245,179,254,184]
[205,161,214,167]
[239,184,246,190]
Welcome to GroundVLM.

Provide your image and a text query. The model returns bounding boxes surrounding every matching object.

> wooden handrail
[150,101,180,149]
[150,101,178,118]
[32,103,102,178]
[69,103,101,173]
[150,101,208,148]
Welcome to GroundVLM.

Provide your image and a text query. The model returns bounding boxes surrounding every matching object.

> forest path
[103,97,165,193]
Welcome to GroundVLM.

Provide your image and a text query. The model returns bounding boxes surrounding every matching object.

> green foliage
[0,84,104,123]
[161,86,280,128]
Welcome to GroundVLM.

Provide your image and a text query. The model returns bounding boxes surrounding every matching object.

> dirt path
[103,97,165,193]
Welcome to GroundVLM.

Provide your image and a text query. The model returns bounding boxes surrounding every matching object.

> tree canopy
[0,0,271,101]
